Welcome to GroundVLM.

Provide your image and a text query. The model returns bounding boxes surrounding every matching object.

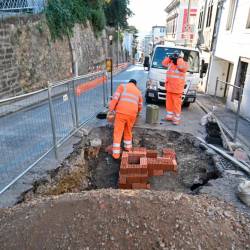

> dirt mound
[0,190,249,250]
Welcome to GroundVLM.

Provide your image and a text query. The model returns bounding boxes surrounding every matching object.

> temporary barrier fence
[0,71,108,195]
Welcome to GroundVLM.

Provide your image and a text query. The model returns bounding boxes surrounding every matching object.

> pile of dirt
[0,190,249,249]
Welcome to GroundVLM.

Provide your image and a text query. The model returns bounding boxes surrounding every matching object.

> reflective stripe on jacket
[109,82,143,117]
[162,57,189,94]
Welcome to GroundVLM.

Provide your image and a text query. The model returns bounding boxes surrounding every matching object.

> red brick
[146,150,158,158]
[125,173,149,184]
[140,157,147,166]
[119,183,132,189]
[173,159,177,171]
[140,158,148,175]
[119,175,126,185]
[128,155,140,164]
[141,167,148,175]
[132,147,147,153]
[153,170,164,176]
[147,157,176,171]
[163,148,176,159]
[120,167,128,175]
[148,169,154,177]
[131,148,147,157]
[128,164,142,174]
[156,157,175,170]
[121,158,128,168]
[147,183,151,189]
[121,152,129,160]
[147,158,159,170]
[132,183,148,189]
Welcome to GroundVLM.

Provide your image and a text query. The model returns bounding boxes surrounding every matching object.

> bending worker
[109,79,143,159]
[162,51,189,125]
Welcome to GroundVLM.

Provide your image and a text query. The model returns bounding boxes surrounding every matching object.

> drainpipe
[205,0,226,94]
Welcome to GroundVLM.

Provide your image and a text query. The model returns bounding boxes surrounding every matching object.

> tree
[104,0,133,29]
[126,25,138,35]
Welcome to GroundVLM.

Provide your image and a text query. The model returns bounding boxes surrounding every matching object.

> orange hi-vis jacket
[162,57,189,94]
[109,83,143,117]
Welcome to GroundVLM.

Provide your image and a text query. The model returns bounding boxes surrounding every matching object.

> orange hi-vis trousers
[112,113,136,159]
[165,92,182,123]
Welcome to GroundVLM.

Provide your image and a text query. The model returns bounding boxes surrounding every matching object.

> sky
[128,0,169,37]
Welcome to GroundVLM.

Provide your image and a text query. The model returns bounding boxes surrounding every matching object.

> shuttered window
[226,0,237,30]
[246,8,250,29]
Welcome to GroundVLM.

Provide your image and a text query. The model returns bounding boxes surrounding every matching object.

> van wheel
[182,102,190,108]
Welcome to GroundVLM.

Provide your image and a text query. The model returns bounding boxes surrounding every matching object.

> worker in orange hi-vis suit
[109,79,143,159]
[162,51,189,125]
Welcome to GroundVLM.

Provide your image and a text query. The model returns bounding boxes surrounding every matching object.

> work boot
[172,119,181,125]
[165,115,174,121]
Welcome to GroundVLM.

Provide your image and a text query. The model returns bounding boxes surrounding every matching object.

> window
[198,8,204,29]
[226,0,237,30]
[246,8,250,29]
[232,60,248,101]
[206,0,213,27]
[151,47,200,73]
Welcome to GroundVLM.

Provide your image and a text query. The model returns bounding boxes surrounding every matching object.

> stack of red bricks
[119,147,177,189]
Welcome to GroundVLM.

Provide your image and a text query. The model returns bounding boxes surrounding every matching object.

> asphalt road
[0,64,149,192]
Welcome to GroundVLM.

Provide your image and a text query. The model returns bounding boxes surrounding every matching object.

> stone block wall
[0,24,22,99]
[0,16,123,99]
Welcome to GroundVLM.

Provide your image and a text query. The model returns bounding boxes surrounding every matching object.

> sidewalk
[197,93,250,151]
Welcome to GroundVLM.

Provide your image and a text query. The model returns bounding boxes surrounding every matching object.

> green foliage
[45,0,133,40]
[89,7,106,33]
[104,0,133,29]
[45,0,105,40]
[126,25,138,35]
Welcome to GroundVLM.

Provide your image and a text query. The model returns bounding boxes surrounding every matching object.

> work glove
[107,111,115,123]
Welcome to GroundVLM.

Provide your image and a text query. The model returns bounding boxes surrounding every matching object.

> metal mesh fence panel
[0,89,53,192]
[0,0,45,13]
[49,81,75,145]
[74,72,108,125]
[0,71,108,195]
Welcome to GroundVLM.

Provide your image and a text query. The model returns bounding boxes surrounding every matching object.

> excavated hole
[19,126,221,203]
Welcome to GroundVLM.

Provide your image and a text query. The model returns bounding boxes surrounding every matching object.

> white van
[145,45,202,107]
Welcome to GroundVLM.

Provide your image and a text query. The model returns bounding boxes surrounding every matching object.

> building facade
[165,0,200,47]
[123,31,134,60]
[206,0,250,120]
[142,35,153,57]
[152,26,166,46]
[196,0,221,92]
